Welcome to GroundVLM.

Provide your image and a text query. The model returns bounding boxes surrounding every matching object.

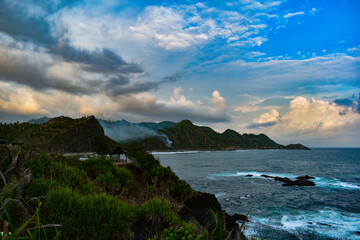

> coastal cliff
[0,144,246,239]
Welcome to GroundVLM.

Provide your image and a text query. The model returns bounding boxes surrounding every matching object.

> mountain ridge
[13,116,309,151]
[99,118,310,150]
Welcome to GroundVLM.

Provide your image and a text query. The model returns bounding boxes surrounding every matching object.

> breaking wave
[208,171,360,190]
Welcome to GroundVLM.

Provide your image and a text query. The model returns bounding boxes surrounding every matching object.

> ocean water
[153,148,360,240]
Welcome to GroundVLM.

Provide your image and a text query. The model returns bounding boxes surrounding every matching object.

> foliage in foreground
[44,188,136,239]
[1,144,256,240]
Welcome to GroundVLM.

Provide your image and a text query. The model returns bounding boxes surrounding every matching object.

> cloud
[249,97,360,134]
[129,6,209,50]
[284,11,305,18]
[0,1,143,75]
[308,8,318,16]
[248,109,279,128]
[240,0,283,11]
[0,0,156,98]
[0,83,229,123]
[0,83,47,115]
[223,54,360,94]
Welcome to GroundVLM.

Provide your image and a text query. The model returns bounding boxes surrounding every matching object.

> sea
[153,148,360,240]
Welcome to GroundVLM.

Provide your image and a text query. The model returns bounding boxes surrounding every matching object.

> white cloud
[253,109,279,124]
[284,11,305,18]
[308,8,318,16]
[0,82,229,123]
[223,54,360,89]
[0,83,47,115]
[280,97,360,132]
[347,45,360,56]
[240,0,283,11]
[249,96,360,134]
[129,6,209,50]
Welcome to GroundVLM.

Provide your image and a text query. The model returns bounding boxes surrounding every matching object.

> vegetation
[0,116,120,153]
[135,119,309,150]
[0,143,200,239]
[150,226,208,240]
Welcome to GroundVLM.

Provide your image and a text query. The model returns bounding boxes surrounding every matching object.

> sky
[0,0,359,147]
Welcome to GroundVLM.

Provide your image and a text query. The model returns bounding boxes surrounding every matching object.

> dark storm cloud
[0,0,147,95]
[0,57,95,94]
[104,72,183,97]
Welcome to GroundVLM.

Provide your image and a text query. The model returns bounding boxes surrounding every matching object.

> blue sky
[0,0,359,147]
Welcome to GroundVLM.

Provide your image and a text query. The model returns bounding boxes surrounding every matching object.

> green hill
[135,120,309,150]
[0,116,119,153]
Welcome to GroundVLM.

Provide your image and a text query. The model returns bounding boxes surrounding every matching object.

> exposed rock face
[179,192,241,232]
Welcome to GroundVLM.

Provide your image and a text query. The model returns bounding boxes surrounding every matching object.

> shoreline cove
[155,148,360,239]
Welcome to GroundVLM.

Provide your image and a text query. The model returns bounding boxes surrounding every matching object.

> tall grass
[0,200,62,240]
[44,188,136,240]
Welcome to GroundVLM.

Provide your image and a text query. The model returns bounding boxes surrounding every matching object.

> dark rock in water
[274,176,291,183]
[260,174,316,187]
[179,192,240,233]
[355,231,360,235]
[246,174,253,177]
[296,175,315,180]
[283,179,316,186]
[317,222,331,227]
[261,174,273,178]
[231,213,248,222]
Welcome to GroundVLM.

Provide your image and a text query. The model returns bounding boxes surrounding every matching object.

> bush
[167,179,193,201]
[44,188,136,240]
[151,226,209,240]
[25,155,96,195]
[126,143,159,169]
[139,197,180,228]
[81,157,133,193]
[25,177,60,197]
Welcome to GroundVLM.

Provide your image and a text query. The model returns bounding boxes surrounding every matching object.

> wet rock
[296,175,315,180]
[274,176,291,184]
[283,179,316,186]
[246,174,253,177]
[179,192,242,233]
[317,222,331,227]
[261,174,272,178]
[231,213,248,222]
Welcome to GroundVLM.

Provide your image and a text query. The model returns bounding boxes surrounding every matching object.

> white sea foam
[248,208,360,239]
[152,151,201,155]
[314,177,360,190]
[209,171,360,190]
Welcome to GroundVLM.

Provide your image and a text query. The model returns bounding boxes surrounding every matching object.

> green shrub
[25,155,97,195]
[167,179,193,201]
[25,154,54,179]
[151,226,209,240]
[140,197,180,227]
[126,144,159,169]
[81,157,133,193]
[44,188,136,240]
[25,177,60,197]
